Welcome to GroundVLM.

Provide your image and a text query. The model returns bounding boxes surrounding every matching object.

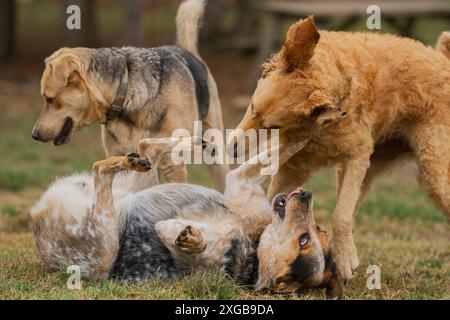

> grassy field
[0,81,449,300]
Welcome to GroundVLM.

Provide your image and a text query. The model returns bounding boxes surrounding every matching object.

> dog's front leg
[332,152,371,281]
[90,153,151,278]
[138,137,197,185]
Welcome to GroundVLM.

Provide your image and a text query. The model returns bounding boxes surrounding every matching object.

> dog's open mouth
[53,117,73,146]
[273,194,287,219]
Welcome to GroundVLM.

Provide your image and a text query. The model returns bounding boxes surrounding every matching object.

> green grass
[0,205,19,218]
[1,222,448,300]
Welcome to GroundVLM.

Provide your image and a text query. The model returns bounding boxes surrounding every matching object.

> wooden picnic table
[249,0,450,89]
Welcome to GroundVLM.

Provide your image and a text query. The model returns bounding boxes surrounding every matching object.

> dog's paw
[125,153,152,172]
[175,225,206,254]
[332,238,359,282]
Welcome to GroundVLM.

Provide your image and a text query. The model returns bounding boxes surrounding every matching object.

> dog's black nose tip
[299,191,312,203]
[32,130,40,141]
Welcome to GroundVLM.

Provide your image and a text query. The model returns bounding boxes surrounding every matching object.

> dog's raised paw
[126,152,140,160]
[125,153,152,172]
[175,225,206,254]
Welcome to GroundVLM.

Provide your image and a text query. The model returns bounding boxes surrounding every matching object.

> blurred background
[0,0,449,299]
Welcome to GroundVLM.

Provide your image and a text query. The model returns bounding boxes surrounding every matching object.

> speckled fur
[31,138,342,298]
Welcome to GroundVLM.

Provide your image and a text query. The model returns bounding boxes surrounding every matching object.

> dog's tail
[176,0,206,58]
[436,32,450,60]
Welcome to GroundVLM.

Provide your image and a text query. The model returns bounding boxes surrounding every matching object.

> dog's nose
[31,129,41,141]
[299,191,312,203]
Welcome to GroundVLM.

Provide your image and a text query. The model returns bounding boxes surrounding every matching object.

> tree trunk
[0,0,15,64]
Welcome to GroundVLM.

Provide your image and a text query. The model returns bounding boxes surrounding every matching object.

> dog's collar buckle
[106,65,129,122]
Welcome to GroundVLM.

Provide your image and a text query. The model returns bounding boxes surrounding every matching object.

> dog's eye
[310,105,328,118]
[46,97,55,105]
[278,198,286,207]
[299,233,310,248]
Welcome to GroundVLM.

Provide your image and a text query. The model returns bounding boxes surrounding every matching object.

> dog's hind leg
[225,141,308,210]
[409,120,450,223]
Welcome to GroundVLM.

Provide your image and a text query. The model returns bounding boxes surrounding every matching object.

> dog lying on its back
[30,137,342,299]
[233,17,450,281]
[32,0,228,191]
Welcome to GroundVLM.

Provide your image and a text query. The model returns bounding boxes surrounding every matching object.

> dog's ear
[325,273,343,299]
[307,90,347,127]
[320,250,343,299]
[48,55,81,89]
[280,16,320,71]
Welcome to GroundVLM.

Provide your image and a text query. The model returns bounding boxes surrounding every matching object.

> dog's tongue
[287,186,303,199]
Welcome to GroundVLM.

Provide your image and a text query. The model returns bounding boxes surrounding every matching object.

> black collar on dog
[106,63,129,122]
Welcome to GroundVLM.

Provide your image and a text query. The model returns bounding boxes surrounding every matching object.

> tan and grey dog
[30,137,342,299]
[32,0,227,190]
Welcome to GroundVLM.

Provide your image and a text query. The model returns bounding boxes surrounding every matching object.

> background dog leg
[158,153,188,183]
[138,137,201,185]
[331,152,371,281]
[225,141,308,208]
[203,107,229,193]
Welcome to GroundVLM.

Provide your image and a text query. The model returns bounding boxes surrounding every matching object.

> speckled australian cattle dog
[30,137,342,299]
